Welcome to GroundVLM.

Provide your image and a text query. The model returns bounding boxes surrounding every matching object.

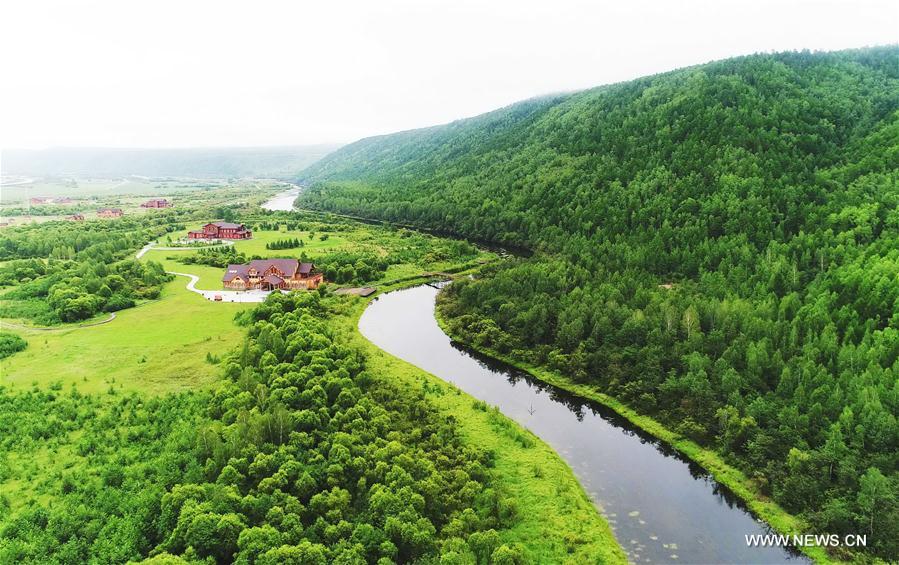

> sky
[1,0,896,149]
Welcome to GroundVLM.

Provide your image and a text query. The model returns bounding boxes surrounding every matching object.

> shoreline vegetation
[342,291,628,563]
[432,290,836,565]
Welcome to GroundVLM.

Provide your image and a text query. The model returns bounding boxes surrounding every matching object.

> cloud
[1,0,896,148]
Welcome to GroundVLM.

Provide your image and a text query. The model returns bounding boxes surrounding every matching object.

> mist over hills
[2,144,341,179]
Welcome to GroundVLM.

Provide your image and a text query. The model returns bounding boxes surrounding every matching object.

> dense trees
[297,47,899,559]
[0,219,175,323]
[314,251,389,284]
[265,237,304,250]
[179,246,249,268]
[0,332,27,359]
[0,293,524,563]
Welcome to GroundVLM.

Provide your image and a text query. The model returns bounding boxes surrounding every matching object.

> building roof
[263,274,284,285]
[249,258,299,277]
[223,264,250,282]
[99,208,122,213]
[209,222,245,229]
[222,259,315,283]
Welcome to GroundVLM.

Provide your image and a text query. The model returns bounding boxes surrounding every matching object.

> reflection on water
[359,285,807,565]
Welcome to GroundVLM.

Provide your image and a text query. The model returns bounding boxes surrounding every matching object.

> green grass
[433,304,839,564]
[0,178,233,205]
[139,250,229,289]
[166,224,352,256]
[0,278,250,394]
[150,222,496,291]
[336,296,627,564]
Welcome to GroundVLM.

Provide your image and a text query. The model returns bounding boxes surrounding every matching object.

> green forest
[298,47,899,560]
[0,293,528,563]
[0,221,175,324]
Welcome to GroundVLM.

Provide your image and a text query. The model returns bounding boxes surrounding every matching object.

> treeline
[314,251,390,284]
[0,259,171,324]
[0,218,171,262]
[297,47,899,559]
[179,246,249,268]
[266,237,304,250]
[0,220,176,324]
[0,293,525,563]
[0,332,27,359]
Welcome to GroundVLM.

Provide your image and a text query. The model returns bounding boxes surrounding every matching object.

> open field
[1,178,282,224]
[0,177,227,205]
[0,278,249,394]
[167,223,352,255]
[147,222,494,290]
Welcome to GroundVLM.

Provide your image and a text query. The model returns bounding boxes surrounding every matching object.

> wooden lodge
[222,259,323,291]
[188,222,252,240]
[66,214,85,221]
[97,208,124,218]
[141,198,172,208]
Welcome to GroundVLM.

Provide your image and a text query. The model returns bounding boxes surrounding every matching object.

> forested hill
[299,46,897,258]
[299,46,899,560]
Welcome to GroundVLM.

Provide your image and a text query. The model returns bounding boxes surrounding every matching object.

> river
[359,285,805,565]
[261,185,301,211]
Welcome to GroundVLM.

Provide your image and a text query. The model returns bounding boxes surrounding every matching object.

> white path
[136,240,233,259]
[168,272,280,303]
[136,242,155,259]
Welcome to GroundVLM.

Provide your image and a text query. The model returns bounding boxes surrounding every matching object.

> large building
[188,222,252,240]
[141,198,172,208]
[97,208,124,218]
[222,259,323,291]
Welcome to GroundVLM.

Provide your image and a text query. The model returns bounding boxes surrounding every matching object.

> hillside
[3,144,341,179]
[298,46,899,560]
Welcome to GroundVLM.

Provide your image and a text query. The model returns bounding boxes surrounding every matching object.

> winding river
[262,185,301,211]
[360,285,805,565]
[262,185,804,563]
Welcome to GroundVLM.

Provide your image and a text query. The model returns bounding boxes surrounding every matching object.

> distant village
[5,198,174,223]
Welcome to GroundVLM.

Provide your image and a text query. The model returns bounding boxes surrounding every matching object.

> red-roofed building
[222,259,323,291]
[141,199,172,208]
[66,214,85,221]
[188,221,252,240]
[97,208,124,218]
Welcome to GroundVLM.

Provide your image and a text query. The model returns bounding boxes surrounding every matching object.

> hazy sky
[1,0,896,149]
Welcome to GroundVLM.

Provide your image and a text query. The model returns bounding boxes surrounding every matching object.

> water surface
[359,285,805,565]
[262,186,301,211]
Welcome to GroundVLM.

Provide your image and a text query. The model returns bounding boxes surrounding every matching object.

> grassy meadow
[0,278,248,395]
[0,177,231,205]
[148,220,494,290]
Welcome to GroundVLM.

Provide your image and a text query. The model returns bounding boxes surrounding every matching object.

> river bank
[342,289,628,564]
[432,294,836,565]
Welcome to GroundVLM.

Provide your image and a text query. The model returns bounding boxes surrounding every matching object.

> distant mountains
[2,145,341,179]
